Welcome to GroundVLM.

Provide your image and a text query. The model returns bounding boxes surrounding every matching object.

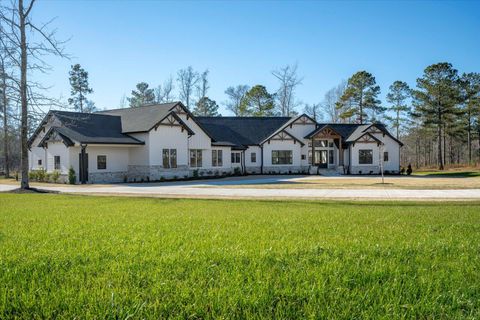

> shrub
[400,167,405,175]
[44,173,51,183]
[68,167,76,185]
[234,167,241,176]
[193,169,199,178]
[51,170,61,183]
[28,171,38,181]
[36,169,46,182]
[406,164,413,176]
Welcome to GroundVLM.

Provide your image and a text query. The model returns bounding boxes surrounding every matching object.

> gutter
[260,145,264,174]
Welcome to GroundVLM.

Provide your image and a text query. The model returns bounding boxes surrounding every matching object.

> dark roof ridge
[96,102,180,113]
[196,116,291,119]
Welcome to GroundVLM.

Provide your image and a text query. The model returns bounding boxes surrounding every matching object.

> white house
[28,102,403,183]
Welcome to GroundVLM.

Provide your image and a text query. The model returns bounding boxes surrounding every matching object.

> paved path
[2,180,480,200]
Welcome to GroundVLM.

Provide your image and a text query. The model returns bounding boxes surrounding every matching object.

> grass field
[1,194,480,318]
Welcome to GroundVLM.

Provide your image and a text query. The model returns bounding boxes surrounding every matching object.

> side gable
[261,129,305,147]
[151,111,195,136]
[350,132,382,146]
[168,102,215,141]
[37,127,75,148]
[362,123,404,146]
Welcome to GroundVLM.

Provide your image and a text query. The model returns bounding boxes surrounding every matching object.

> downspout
[241,150,246,175]
[260,144,264,174]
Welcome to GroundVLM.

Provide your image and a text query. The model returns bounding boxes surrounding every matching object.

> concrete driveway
[1,175,480,200]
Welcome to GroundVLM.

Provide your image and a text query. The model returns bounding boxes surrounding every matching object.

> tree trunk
[438,115,444,170]
[1,61,8,177]
[19,0,30,189]
[467,111,472,164]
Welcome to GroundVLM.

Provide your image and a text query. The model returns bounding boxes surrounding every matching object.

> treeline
[118,64,303,118]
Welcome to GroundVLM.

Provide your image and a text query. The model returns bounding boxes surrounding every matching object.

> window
[328,142,334,148]
[329,150,334,164]
[163,149,177,168]
[54,156,61,170]
[383,151,389,162]
[97,155,107,170]
[359,150,373,164]
[314,140,328,148]
[190,149,202,167]
[212,150,223,167]
[231,152,241,164]
[251,152,256,163]
[38,159,42,166]
[308,150,312,164]
[272,150,293,165]
[301,154,306,160]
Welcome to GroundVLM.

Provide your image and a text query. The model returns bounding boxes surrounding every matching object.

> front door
[79,152,89,184]
[315,150,328,168]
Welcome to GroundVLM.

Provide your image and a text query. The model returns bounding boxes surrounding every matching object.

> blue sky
[32,0,480,115]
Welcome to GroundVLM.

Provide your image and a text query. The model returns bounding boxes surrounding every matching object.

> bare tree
[323,80,346,123]
[272,63,303,116]
[196,69,209,100]
[1,0,67,189]
[177,66,199,109]
[224,85,249,116]
[0,51,10,177]
[119,93,127,108]
[303,103,322,122]
[155,76,175,103]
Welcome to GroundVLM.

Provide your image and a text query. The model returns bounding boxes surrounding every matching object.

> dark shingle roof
[196,117,291,147]
[47,111,144,145]
[98,103,178,133]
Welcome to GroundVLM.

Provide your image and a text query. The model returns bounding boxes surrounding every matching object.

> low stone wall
[89,171,127,183]
[350,165,380,175]
[262,166,308,175]
[190,168,233,178]
[245,166,261,174]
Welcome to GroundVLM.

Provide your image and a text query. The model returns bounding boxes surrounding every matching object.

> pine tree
[193,97,220,116]
[128,82,155,107]
[386,81,411,139]
[68,64,94,113]
[240,85,275,116]
[412,62,462,170]
[338,71,383,124]
[460,72,480,163]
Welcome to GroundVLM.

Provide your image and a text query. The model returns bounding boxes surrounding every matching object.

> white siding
[45,142,70,174]
[245,146,261,168]
[149,125,189,166]
[128,133,149,165]
[262,140,302,167]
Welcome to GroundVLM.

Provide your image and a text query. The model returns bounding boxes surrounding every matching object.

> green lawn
[1,195,479,319]
[414,170,480,178]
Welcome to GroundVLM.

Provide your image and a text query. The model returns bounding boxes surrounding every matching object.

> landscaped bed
[0,194,479,318]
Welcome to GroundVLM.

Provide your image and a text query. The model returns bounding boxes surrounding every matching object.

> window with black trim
[272,150,293,165]
[251,152,256,163]
[163,149,177,168]
[384,151,389,162]
[38,159,42,166]
[54,156,61,170]
[190,149,203,167]
[359,150,373,164]
[329,150,334,164]
[212,150,223,167]
[97,155,107,170]
[231,152,241,164]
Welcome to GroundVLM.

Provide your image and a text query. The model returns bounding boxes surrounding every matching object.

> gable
[262,129,305,146]
[153,112,195,136]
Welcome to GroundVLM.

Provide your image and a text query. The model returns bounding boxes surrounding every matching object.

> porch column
[311,138,315,165]
[339,136,343,166]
